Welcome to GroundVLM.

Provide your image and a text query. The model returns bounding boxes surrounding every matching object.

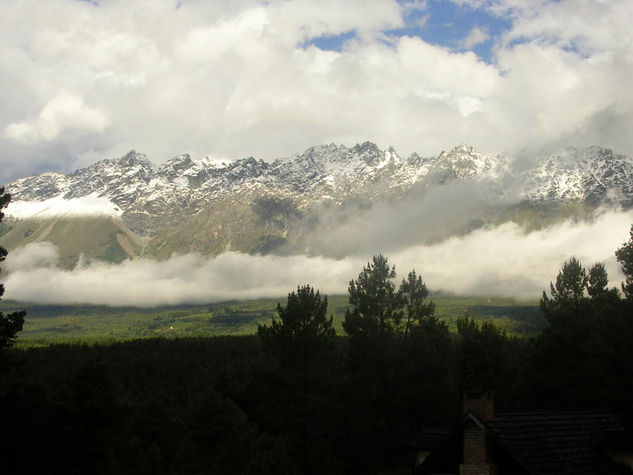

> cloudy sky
[1,0,632,184]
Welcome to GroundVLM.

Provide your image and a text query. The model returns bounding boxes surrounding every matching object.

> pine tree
[586,262,619,302]
[258,284,334,368]
[540,257,587,319]
[257,285,336,473]
[398,270,435,339]
[343,255,402,337]
[0,187,25,351]
[615,225,633,300]
[587,263,609,299]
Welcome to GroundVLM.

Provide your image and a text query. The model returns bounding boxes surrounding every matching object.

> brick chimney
[463,391,494,421]
[460,391,496,475]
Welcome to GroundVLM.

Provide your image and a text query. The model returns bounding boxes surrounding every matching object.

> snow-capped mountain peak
[4,141,633,265]
[522,145,633,204]
[5,142,633,247]
[117,150,152,169]
[435,143,508,180]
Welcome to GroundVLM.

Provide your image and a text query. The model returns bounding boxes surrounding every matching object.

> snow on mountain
[5,142,633,235]
[7,172,70,202]
[520,146,633,205]
[434,143,510,181]
[6,193,122,218]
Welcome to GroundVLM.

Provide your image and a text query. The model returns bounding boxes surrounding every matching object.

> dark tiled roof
[487,410,625,474]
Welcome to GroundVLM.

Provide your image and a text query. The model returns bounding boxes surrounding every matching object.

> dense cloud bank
[1,0,633,181]
[301,179,516,257]
[4,210,631,306]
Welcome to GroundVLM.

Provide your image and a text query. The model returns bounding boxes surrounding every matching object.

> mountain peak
[118,150,151,168]
[303,143,345,156]
[4,141,633,265]
[350,141,384,167]
[159,153,193,172]
[449,143,477,154]
[435,144,509,180]
[352,141,381,154]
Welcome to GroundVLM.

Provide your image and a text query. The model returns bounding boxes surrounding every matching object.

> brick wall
[460,417,497,474]
[463,424,487,465]
[463,391,494,421]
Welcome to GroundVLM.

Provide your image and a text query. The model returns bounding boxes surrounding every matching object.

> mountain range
[2,142,632,267]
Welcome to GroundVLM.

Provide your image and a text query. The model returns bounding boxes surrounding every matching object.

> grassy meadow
[1,294,544,347]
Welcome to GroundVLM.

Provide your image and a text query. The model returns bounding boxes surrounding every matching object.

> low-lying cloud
[4,248,358,307]
[393,211,629,298]
[3,209,631,306]
[300,178,517,257]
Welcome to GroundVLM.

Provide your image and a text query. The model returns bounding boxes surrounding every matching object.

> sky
[1,0,633,184]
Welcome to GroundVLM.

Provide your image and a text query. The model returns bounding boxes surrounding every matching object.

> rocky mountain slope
[2,142,632,266]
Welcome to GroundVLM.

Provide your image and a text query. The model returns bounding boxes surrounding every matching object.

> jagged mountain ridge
[522,146,633,204]
[3,143,514,222]
[3,142,633,264]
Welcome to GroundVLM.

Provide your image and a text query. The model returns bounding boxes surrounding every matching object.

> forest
[1,190,633,473]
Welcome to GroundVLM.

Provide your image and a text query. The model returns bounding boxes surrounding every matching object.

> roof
[487,410,626,475]
[415,410,630,475]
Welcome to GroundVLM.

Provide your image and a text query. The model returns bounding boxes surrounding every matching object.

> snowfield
[6,193,123,219]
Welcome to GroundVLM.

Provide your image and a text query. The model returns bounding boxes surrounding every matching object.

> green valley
[1,295,544,347]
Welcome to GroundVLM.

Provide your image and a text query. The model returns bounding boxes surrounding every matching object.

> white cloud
[460,25,490,49]
[392,210,630,298]
[499,0,633,55]
[4,242,59,273]
[402,0,428,13]
[0,0,632,182]
[4,249,359,306]
[4,210,631,305]
[5,93,109,143]
[451,0,548,17]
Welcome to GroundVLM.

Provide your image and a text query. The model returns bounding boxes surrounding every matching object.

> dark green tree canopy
[615,225,633,300]
[587,262,609,299]
[0,186,26,351]
[258,284,334,367]
[540,257,588,317]
[541,257,621,320]
[398,270,435,339]
[343,254,402,337]
[268,285,331,338]
[551,257,587,303]
[257,285,336,472]
[586,262,619,302]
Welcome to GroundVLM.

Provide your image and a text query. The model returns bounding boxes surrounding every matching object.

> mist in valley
[4,207,631,306]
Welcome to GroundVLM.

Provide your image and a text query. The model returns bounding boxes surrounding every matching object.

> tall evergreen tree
[587,263,609,299]
[343,254,402,337]
[257,285,337,473]
[525,256,625,411]
[586,262,620,303]
[398,270,435,339]
[258,284,334,368]
[0,187,25,352]
[615,225,633,300]
[456,317,512,396]
[540,257,587,319]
